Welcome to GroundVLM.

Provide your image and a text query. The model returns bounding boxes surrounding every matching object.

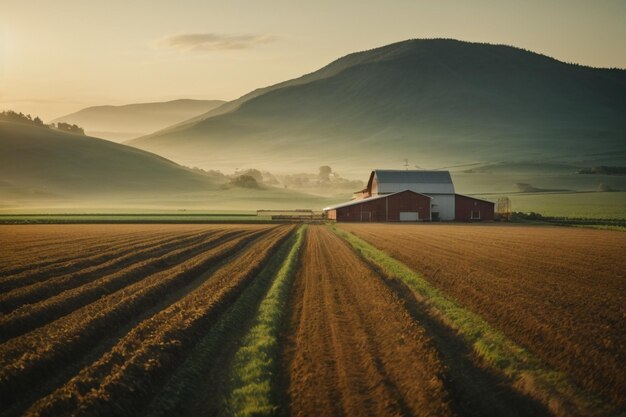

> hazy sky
[1,0,625,120]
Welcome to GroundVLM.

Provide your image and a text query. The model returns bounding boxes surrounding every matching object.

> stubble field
[0,223,623,417]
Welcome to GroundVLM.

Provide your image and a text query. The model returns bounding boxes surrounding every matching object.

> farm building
[324,169,494,222]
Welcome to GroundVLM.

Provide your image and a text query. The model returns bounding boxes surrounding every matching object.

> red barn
[454,194,495,221]
[323,169,495,222]
[325,190,431,222]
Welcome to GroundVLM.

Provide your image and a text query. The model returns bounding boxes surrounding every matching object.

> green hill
[0,121,222,200]
[0,121,333,210]
[53,99,225,142]
[128,39,626,176]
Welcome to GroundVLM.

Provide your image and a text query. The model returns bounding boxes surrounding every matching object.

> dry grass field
[0,223,623,417]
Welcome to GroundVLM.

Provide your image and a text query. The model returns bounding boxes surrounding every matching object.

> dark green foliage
[578,166,626,176]
[55,122,85,135]
[231,175,261,189]
[0,110,45,127]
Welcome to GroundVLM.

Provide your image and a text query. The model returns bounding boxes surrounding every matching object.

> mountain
[127,39,626,177]
[53,99,225,142]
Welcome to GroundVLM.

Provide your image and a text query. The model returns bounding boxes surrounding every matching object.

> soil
[284,226,453,417]
[341,223,626,407]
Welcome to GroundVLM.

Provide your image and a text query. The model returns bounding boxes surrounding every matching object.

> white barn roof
[371,170,455,194]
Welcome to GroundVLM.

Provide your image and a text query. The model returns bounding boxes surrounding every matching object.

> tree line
[0,110,85,135]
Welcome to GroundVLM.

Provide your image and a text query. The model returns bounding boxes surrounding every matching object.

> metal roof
[367,170,455,195]
[374,170,453,184]
[323,190,432,211]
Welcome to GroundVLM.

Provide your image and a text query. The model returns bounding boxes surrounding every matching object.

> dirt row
[0,228,252,341]
[0,228,225,313]
[0,224,279,415]
[0,225,197,277]
[284,226,454,417]
[0,228,207,291]
[26,225,295,417]
[340,223,626,408]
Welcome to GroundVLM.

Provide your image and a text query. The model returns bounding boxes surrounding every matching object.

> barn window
[471,210,481,219]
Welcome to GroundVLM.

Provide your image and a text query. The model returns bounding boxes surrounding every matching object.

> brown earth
[26,225,294,417]
[340,223,626,408]
[0,224,280,416]
[0,224,196,279]
[284,226,453,417]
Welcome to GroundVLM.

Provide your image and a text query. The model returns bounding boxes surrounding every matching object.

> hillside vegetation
[129,39,626,176]
[0,121,219,200]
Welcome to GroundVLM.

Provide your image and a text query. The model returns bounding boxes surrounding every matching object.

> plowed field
[0,223,622,417]
[0,224,291,417]
[341,223,626,409]
[284,226,453,417]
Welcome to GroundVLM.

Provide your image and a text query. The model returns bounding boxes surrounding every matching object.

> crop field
[0,223,624,417]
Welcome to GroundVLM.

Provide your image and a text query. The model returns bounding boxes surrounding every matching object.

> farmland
[340,224,626,411]
[0,223,624,417]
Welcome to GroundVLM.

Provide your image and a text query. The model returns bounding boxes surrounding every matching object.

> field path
[284,226,453,417]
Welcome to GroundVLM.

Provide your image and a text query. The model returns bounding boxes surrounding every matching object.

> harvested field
[340,223,626,409]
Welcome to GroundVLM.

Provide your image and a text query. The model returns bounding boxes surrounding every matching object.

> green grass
[332,226,615,417]
[143,226,302,417]
[571,224,626,231]
[506,191,626,219]
[227,225,307,417]
[0,213,272,224]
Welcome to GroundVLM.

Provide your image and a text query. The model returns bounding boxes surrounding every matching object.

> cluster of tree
[213,165,363,192]
[232,168,279,185]
[281,166,364,191]
[229,175,261,189]
[0,110,44,127]
[53,122,84,135]
[578,166,626,176]
[1,110,85,135]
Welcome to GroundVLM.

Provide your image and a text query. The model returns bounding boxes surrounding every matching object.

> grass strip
[331,225,617,417]
[226,225,307,417]
[144,225,305,417]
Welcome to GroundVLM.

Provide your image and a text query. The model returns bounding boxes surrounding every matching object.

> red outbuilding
[454,194,495,221]
[324,190,431,222]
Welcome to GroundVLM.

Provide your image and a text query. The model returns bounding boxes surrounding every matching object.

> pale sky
[1,0,625,121]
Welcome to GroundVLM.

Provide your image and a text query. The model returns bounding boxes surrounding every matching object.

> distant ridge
[127,39,626,174]
[53,99,225,142]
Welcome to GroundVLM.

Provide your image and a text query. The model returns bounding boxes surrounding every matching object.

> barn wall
[336,197,387,222]
[386,191,431,221]
[455,194,495,221]
[326,209,337,220]
[334,191,431,222]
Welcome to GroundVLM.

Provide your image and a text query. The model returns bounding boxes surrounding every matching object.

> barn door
[360,211,372,222]
[399,212,419,221]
